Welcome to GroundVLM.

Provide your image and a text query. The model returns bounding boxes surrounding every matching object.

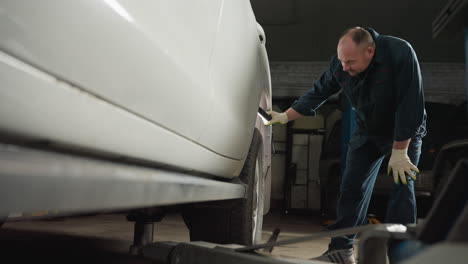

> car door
[0,0,222,142]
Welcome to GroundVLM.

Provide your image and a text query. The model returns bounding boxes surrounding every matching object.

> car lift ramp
[0,143,245,217]
[141,224,409,264]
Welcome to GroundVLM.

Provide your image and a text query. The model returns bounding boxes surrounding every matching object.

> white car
[0,0,272,246]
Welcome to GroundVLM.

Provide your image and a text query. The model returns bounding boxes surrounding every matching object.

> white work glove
[387,148,419,185]
[263,111,288,126]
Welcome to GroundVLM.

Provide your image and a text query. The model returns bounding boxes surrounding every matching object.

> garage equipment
[2,146,466,263]
[358,159,468,263]
[141,224,405,264]
[283,119,325,213]
[258,107,272,121]
[140,159,467,264]
[263,228,281,253]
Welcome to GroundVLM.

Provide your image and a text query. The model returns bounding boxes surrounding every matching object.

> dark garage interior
[0,0,467,263]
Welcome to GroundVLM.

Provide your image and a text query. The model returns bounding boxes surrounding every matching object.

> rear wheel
[183,129,264,245]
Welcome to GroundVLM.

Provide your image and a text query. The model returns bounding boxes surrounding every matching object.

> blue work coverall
[291,28,427,250]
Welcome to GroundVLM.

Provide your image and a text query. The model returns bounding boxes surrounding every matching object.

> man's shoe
[310,248,356,264]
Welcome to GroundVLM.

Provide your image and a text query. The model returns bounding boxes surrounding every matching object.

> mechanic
[265,27,426,263]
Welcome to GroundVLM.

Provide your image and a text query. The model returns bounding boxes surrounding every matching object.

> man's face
[337,37,374,76]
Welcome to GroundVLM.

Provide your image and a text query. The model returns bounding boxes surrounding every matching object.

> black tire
[182,129,264,246]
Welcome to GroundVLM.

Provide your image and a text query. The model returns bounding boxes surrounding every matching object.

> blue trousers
[328,136,422,249]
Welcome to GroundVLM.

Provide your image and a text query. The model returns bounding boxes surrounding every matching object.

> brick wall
[421,63,466,104]
[271,61,466,105]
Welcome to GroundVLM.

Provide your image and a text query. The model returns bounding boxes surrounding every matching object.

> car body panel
[255,24,273,214]
[198,0,263,158]
[0,143,246,217]
[0,1,218,141]
[0,50,243,178]
[0,0,271,179]
[0,0,266,161]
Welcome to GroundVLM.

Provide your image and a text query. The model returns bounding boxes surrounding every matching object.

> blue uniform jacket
[291,28,426,143]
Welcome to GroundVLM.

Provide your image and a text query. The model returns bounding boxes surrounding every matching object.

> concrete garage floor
[0,210,344,263]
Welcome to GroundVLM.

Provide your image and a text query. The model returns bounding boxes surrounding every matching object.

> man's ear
[367,46,375,57]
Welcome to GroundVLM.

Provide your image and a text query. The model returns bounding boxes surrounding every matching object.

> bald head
[340,27,375,48]
[337,27,375,76]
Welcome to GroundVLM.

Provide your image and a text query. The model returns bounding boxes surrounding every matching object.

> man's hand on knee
[387,148,419,185]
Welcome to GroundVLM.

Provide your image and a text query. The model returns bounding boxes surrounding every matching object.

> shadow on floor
[0,228,151,264]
